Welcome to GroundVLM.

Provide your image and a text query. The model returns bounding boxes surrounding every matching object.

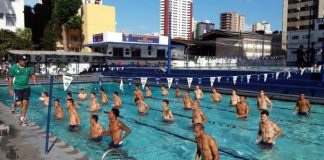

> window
[0,13,4,19]
[125,48,130,55]
[113,48,123,57]
[157,49,166,58]
[292,36,299,40]
[6,14,16,26]
[319,24,324,30]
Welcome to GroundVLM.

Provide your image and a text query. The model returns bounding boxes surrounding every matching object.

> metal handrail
[101,149,124,160]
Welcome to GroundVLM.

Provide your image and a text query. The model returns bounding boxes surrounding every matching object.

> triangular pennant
[275,72,280,80]
[300,68,305,75]
[233,76,238,85]
[155,78,160,85]
[167,78,173,89]
[119,78,124,91]
[121,67,124,71]
[287,71,291,79]
[187,77,193,88]
[140,77,148,89]
[319,65,322,72]
[247,75,251,84]
[198,78,202,85]
[111,67,114,71]
[264,74,268,82]
[98,75,103,87]
[210,77,216,87]
[217,77,221,83]
[175,78,179,85]
[96,68,99,71]
[310,67,314,73]
[257,75,260,81]
[63,75,73,91]
[102,68,105,71]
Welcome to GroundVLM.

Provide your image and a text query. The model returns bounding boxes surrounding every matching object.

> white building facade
[0,0,25,32]
[287,18,324,62]
[252,21,272,34]
[160,0,193,40]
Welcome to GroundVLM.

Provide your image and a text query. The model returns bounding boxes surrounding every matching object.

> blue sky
[26,0,282,34]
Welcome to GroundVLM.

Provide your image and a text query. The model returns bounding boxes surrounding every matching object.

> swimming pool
[1,82,324,160]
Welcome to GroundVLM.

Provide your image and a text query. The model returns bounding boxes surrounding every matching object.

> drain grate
[6,147,19,160]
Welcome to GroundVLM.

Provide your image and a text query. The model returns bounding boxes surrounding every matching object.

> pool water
[1,82,324,160]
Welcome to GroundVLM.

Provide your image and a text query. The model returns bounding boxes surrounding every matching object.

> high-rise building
[0,0,25,32]
[252,21,272,34]
[282,0,324,62]
[195,20,215,38]
[160,0,193,40]
[220,12,245,32]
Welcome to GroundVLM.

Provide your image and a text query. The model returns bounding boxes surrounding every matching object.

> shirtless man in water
[54,99,64,119]
[113,92,122,108]
[176,87,182,98]
[67,98,80,132]
[145,86,152,98]
[161,86,169,96]
[230,89,240,106]
[183,90,193,110]
[135,98,149,115]
[293,93,311,116]
[192,101,207,126]
[236,96,249,118]
[88,115,104,142]
[134,85,144,102]
[194,86,203,100]
[103,108,131,149]
[78,88,87,101]
[89,92,100,112]
[43,92,49,106]
[211,88,222,102]
[256,110,282,149]
[99,88,109,104]
[257,89,273,111]
[194,123,219,160]
[162,100,174,122]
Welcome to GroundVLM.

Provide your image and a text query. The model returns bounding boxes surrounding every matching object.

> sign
[187,77,193,88]
[140,77,148,89]
[122,34,159,44]
[93,33,104,43]
[167,78,173,89]
[47,55,79,63]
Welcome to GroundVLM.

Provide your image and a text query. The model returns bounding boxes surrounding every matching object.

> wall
[82,4,116,52]
[0,0,24,32]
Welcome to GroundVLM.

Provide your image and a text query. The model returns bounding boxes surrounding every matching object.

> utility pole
[167,0,171,75]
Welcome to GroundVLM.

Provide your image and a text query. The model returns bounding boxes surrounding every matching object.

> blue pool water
[1,82,324,160]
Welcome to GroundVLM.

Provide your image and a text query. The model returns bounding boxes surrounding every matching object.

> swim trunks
[109,141,122,149]
[90,136,102,142]
[259,140,273,149]
[69,125,80,132]
[298,112,308,116]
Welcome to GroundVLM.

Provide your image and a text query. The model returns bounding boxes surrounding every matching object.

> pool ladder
[101,149,124,160]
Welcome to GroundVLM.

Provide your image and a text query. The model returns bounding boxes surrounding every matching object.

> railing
[101,149,124,160]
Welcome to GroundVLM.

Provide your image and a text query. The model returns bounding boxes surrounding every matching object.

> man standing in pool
[104,108,131,148]
[67,98,81,132]
[236,96,249,118]
[145,86,152,98]
[230,89,240,106]
[135,97,149,115]
[161,85,169,96]
[134,85,144,102]
[8,55,37,126]
[99,88,109,104]
[89,92,100,112]
[113,92,122,108]
[211,88,222,102]
[183,90,193,110]
[78,88,87,101]
[293,93,311,116]
[162,100,174,122]
[194,123,219,160]
[192,101,207,126]
[176,87,182,98]
[257,89,273,111]
[88,114,104,142]
[54,99,64,119]
[194,86,203,100]
[256,110,282,149]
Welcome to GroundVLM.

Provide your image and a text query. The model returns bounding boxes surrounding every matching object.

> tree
[16,28,32,41]
[0,29,32,62]
[54,0,82,51]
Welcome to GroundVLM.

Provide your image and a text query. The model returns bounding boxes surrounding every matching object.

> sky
[25,0,283,34]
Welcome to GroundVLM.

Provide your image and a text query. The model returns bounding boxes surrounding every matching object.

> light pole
[167,0,171,75]
[307,4,312,63]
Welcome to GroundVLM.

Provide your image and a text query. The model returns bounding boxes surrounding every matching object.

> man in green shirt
[8,55,37,126]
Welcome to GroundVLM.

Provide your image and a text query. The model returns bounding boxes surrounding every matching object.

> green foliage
[16,28,32,41]
[40,20,58,51]
[54,0,82,25]
[65,15,83,29]
[0,29,32,62]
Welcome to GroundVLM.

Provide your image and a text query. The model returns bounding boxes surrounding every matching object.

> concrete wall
[0,0,25,32]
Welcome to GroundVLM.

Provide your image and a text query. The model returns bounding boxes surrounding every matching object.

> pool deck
[0,103,92,160]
